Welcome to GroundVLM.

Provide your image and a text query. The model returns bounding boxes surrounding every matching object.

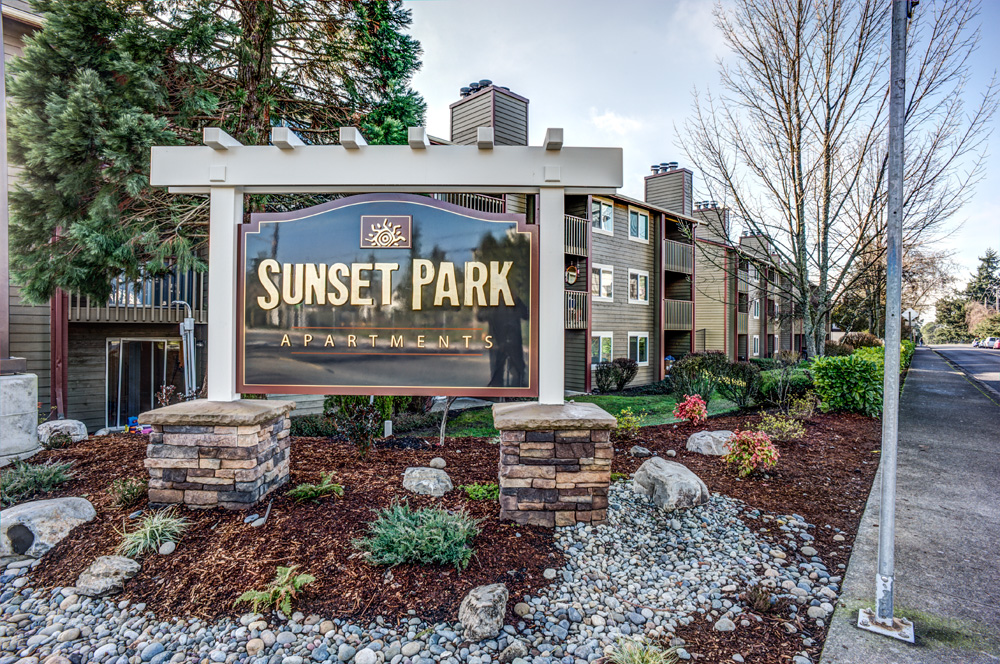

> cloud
[589,109,645,136]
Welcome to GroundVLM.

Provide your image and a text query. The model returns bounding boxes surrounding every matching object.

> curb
[927,347,1000,406]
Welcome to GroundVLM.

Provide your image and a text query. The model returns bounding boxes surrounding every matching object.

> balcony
[663,239,694,274]
[737,312,748,334]
[737,271,749,293]
[69,272,208,324]
[565,290,588,329]
[662,298,693,331]
[433,193,506,214]
[564,214,588,256]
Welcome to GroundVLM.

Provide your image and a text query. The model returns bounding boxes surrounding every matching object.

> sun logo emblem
[365,219,406,247]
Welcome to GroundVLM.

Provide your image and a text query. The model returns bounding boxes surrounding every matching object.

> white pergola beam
[543,128,564,151]
[203,127,242,151]
[339,127,367,149]
[477,127,495,150]
[408,127,430,149]
[271,126,304,150]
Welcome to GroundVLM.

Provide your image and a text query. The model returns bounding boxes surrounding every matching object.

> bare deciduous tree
[679,0,996,355]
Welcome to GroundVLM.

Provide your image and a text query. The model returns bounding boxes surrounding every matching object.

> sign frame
[235,193,540,398]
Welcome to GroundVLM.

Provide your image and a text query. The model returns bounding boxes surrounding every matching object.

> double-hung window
[592,264,614,301]
[752,334,760,356]
[628,270,649,304]
[628,332,649,366]
[628,208,649,242]
[592,198,614,234]
[752,299,760,319]
[591,332,613,366]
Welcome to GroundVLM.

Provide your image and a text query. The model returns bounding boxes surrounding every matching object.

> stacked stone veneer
[139,400,295,509]
[493,401,616,527]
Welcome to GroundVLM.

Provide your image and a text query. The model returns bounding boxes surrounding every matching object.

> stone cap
[139,399,296,427]
[492,401,617,431]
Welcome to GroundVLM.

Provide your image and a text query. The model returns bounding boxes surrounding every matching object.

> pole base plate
[857,608,915,643]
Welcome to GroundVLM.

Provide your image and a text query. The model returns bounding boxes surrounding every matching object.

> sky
[405,0,1000,298]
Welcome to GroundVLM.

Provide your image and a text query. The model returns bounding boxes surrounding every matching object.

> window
[591,332,613,366]
[592,264,614,301]
[752,334,760,356]
[752,299,760,319]
[592,198,614,234]
[628,270,649,304]
[628,208,649,242]
[628,332,649,366]
[750,265,759,282]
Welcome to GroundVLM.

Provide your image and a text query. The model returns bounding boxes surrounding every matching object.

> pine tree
[962,248,1000,305]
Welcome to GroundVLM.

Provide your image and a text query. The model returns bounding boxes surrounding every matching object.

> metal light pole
[858,0,915,643]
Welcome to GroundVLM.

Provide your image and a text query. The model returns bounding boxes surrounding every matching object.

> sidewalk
[820,347,1000,663]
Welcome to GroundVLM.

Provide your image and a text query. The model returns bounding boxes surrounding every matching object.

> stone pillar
[1,373,39,467]
[139,399,294,509]
[492,401,617,527]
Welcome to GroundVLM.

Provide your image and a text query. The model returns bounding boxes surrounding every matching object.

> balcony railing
[69,272,208,324]
[433,193,506,214]
[663,239,694,274]
[737,271,749,293]
[737,312,748,334]
[565,290,588,329]
[662,298,693,331]
[565,214,588,256]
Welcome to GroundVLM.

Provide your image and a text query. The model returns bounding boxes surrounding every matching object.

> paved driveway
[929,344,1000,398]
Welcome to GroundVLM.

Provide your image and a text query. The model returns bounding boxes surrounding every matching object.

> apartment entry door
[106,338,185,428]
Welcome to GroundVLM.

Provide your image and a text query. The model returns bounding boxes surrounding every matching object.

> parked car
[983,337,998,349]
[994,338,1000,349]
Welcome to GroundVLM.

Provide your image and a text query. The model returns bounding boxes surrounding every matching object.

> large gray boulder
[402,467,453,497]
[37,420,88,447]
[75,556,141,597]
[686,430,734,456]
[458,583,508,641]
[0,498,96,558]
[632,458,710,510]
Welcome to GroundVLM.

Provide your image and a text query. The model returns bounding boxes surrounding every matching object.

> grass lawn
[413,392,739,438]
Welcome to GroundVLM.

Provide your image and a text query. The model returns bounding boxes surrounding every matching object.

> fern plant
[235,565,316,617]
[286,472,344,503]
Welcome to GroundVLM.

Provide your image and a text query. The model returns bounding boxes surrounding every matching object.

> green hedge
[811,354,883,416]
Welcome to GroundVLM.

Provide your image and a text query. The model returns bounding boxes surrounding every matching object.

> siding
[589,200,659,387]
[644,170,692,216]
[663,332,691,358]
[564,330,586,392]
[492,90,528,146]
[270,394,324,417]
[450,87,528,147]
[692,208,729,243]
[450,92,492,145]
[694,241,736,360]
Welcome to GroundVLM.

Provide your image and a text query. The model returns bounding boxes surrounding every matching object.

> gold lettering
[303,264,327,305]
[463,335,472,348]
[417,335,425,348]
[256,259,281,310]
[464,261,488,306]
[324,335,335,347]
[390,335,403,348]
[282,263,305,305]
[369,334,378,347]
[350,263,374,306]
[434,261,459,306]
[412,259,435,310]
[374,263,399,306]
[303,333,313,346]
[439,335,449,349]
[327,263,349,306]
[280,334,291,347]
[348,335,357,347]
[484,335,494,349]
[490,261,514,306]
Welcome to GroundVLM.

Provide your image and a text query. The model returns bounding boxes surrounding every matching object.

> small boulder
[37,420,88,447]
[632,458,709,510]
[158,541,176,556]
[429,457,447,469]
[498,640,529,664]
[629,446,652,458]
[686,430,734,456]
[0,498,97,558]
[714,617,736,632]
[666,449,677,457]
[75,556,141,597]
[402,467,452,497]
[458,583,508,641]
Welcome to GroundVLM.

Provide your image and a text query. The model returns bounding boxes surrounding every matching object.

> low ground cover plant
[723,429,780,477]
[610,472,629,483]
[812,354,883,416]
[353,502,481,569]
[672,394,707,425]
[756,412,805,442]
[287,472,344,503]
[459,482,499,501]
[1,460,74,507]
[614,407,647,440]
[41,432,73,451]
[235,565,315,617]
[608,638,679,664]
[116,507,189,557]
[109,477,148,509]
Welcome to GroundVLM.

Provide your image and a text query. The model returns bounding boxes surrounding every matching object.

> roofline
[448,84,530,110]
[2,5,43,27]
[596,191,699,226]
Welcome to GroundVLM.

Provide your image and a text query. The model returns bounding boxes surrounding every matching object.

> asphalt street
[929,343,1000,399]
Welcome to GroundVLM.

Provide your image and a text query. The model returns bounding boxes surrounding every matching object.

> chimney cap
[479,79,492,87]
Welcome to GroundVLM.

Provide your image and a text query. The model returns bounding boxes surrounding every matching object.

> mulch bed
[21,410,881,663]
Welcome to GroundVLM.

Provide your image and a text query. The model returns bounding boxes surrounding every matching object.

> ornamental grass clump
[672,394,707,425]
[353,501,481,569]
[723,430,780,478]
[116,507,189,557]
[1,460,74,508]
[234,565,315,617]
[607,638,679,664]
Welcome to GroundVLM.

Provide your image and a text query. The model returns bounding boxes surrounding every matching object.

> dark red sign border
[236,193,540,398]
